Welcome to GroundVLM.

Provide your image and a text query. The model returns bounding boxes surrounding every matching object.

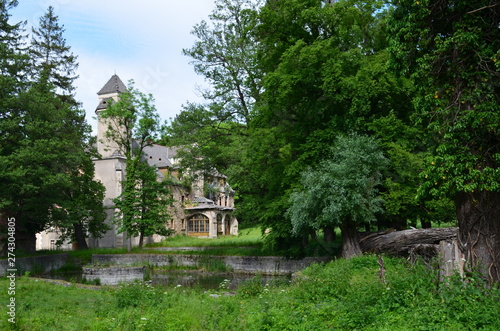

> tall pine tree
[0,4,106,252]
[30,6,78,103]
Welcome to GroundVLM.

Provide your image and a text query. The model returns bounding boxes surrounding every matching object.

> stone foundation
[92,254,330,275]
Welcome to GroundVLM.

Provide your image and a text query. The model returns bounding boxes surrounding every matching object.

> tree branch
[467,4,500,15]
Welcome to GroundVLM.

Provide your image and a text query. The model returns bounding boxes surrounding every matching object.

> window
[188,214,209,236]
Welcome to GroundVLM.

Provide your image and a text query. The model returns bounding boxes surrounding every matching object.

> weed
[2,255,499,330]
[237,275,264,298]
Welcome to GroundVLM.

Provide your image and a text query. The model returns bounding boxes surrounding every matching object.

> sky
[9,0,215,135]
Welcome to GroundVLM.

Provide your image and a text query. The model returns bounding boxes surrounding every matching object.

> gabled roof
[98,74,127,95]
[142,144,176,168]
[96,97,112,111]
[185,196,235,211]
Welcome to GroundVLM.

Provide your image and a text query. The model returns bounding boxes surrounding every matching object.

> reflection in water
[151,271,291,290]
[41,270,291,290]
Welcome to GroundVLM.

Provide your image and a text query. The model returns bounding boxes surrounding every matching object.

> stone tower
[90,74,129,248]
[95,74,128,158]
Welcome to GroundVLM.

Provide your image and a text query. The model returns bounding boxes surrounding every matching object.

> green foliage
[30,6,78,100]
[113,159,174,243]
[182,0,262,126]
[368,112,455,228]
[115,281,164,308]
[236,275,264,298]
[4,256,500,330]
[163,0,262,179]
[389,0,500,282]
[100,81,160,158]
[249,0,414,254]
[288,134,388,237]
[389,0,500,197]
[0,3,106,252]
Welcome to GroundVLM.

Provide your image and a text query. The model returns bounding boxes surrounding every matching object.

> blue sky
[10,0,215,134]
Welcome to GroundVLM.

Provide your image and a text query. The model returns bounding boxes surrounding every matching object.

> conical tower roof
[97,74,127,95]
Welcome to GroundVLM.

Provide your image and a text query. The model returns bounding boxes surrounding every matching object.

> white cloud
[10,0,215,134]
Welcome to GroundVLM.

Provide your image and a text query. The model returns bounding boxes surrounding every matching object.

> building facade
[36,75,238,250]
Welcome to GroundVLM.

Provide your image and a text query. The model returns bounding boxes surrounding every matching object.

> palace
[36,75,238,250]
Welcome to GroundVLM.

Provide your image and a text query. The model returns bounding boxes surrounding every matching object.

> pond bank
[92,254,330,275]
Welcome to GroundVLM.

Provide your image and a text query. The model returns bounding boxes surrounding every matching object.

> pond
[150,270,291,290]
[39,270,292,290]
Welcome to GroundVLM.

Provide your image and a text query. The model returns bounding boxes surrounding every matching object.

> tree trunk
[421,219,432,229]
[16,230,36,253]
[456,191,500,283]
[73,223,88,250]
[310,229,317,242]
[138,232,144,249]
[323,227,335,243]
[341,222,362,258]
[358,227,458,256]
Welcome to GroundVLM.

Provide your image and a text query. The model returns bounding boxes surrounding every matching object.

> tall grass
[2,255,499,330]
[146,225,264,248]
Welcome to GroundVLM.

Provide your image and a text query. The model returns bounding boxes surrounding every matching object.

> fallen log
[358,227,458,256]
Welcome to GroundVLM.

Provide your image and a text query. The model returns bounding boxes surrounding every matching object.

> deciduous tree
[287,134,388,258]
[101,81,173,248]
[390,0,500,282]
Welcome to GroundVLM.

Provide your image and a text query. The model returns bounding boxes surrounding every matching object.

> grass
[2,255,499,330]
[146,225,264,248]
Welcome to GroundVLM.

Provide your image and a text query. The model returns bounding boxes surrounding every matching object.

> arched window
[187,214,209,236]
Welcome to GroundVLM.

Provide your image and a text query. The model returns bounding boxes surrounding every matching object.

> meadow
[2,255,499,330]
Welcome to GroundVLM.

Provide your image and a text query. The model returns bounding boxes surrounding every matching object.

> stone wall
[83,266,145,285]
[0,253,69,275]
[92,254,330,275]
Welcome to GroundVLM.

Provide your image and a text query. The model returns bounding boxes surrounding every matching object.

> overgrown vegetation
[2,255,499,330]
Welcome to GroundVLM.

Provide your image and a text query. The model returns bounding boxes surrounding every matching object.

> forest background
[1,0,499,284]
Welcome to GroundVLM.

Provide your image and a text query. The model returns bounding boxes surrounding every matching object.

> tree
[390,0,500,282]
[49,152,107,250]
[182,0,262,127]
[162,0,265,235]
[1,83,106,252]
[0,3,106,252]
[100,81,173,248]
[30,6,78,102]
[164,0,263,177]
[367,113,455,230]
[114,159,173,248]
[0,0,30,253]
[287,134,388,258]
[251,0,411,254]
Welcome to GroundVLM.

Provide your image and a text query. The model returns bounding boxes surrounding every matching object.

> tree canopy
[288,134,388,257]
[0,3,106,252]
[389,0,500,283]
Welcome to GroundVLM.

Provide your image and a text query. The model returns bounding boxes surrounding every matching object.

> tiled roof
[96,97,112,110]
[142,144,176,168]
[193,196,215,205]
[185,196,235,211]
[98,74,127,95]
